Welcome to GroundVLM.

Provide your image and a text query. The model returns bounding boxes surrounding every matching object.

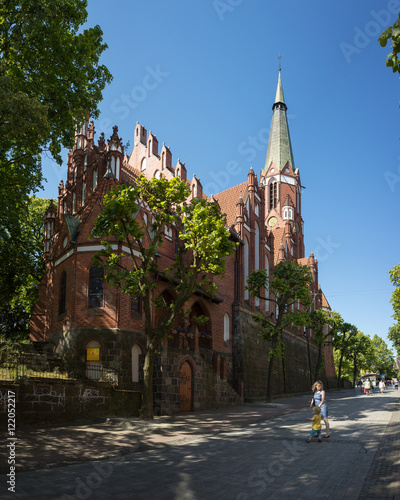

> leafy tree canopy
[388,323,400,355]
[246,259,313,402]
[388,264,400,323]
[379,11,400,105]
[91,175,236,418]
[0,197,50,340]
[0,0,112,220]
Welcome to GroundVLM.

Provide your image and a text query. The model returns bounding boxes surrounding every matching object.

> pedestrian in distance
[364,378,371,395]
[379,379,385,394]
[306,406,322,443]
[310,380,330,438]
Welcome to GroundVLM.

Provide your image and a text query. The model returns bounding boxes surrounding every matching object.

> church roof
[262,71,295,175]
[213,181,248,228]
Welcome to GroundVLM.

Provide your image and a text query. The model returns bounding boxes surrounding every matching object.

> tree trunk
[337,352,344,391]
[352,353,357,388]
[141,346,156,420]
[305,336,313,386]
[314,346,322,382]
[266,355,275,403]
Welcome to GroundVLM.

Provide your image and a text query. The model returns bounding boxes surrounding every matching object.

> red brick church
[30,71,335,414]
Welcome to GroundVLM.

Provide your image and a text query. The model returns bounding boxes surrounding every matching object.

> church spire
[261,71,295,176]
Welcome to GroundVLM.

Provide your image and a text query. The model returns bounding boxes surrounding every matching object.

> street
[1,388,399,499]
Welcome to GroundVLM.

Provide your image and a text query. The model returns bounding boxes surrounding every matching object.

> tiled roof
[321,291,331,310]
[213,181,248,228]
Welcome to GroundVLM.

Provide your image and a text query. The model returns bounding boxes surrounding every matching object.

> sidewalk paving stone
[0,388,399,499]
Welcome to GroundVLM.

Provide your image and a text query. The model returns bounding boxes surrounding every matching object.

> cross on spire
[277,53,283,71]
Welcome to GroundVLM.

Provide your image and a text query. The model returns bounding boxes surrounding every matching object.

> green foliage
[247,260,313,345]
[0,197,50,339]
[388,323,400,355]
[247,260,313,401]
[92,176,235,314]
[379,13,400,73]
[91,175,236,418]
[307,309,332,380]
[0,0,112,221]
[365,334,395,377]
[329,312,358,389]
[388,264,400,323]
[333,331,372,382]
[379,12,400,105]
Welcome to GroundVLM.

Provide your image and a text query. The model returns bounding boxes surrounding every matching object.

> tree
[0,0,112,222]
[91,176,236,419]
[365,334,395,379]
[388,264,400,323]
[347,332,373,387]
[379,12,400,106]
[0,197,50,339]
[246,260,313,403]
[388,323,400,355]
[330,312,358,390]
[307,309,332,381]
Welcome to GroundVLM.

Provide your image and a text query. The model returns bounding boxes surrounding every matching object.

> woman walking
[310,380,330,438]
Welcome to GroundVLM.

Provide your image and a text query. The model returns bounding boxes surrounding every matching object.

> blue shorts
[310,429,321,437]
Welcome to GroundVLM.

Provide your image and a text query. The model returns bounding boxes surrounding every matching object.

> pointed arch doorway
[179,361,193,412]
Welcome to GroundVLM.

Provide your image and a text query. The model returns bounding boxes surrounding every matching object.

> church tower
[261,70,304,260]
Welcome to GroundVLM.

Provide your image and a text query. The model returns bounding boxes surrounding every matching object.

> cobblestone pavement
[1,388,399,499]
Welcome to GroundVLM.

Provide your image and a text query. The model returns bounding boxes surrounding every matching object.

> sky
[39,0,400,351]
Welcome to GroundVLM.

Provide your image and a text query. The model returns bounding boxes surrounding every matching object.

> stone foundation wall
[153,346,243,416]
[234,304,329,401]
[0,380,141,425]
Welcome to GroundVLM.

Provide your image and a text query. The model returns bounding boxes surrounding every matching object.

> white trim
[265,243,270,251]
[244,223,251,232]
[55,249,74,267]
[280,175,296,186]
[254,193,261,202]
[121,246,141,258]
[77,244,141,258]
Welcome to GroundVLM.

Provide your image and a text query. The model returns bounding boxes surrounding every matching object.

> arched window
[93,169,98,190]
[141,157,146,171]
[116,157,121,179]
[110,156,116,176]
[72,192,76,214]
[131,344,141,383]
[59,271,66,316]
[244,236,249,300]
[269,180,277,209]
[84,155,87,172]
[82,182,86,205]
[224,313,230,343]
[89,266,104,308]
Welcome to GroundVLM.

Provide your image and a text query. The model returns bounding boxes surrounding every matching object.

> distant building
[30,71,335,414]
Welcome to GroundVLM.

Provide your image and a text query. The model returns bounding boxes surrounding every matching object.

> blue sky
[39,0,400,351]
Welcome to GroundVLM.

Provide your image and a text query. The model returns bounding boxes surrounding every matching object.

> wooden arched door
[179,361,192,412]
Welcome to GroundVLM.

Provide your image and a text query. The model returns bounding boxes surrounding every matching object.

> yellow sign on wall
[86,348,100,361]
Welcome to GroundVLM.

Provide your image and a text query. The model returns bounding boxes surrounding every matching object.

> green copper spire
[274,70,285,105]
[262,71,295,175]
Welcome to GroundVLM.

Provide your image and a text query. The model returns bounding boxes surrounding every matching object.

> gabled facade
[30,71,335,415]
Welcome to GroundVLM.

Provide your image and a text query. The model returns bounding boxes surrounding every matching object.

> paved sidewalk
[1,388,399,499]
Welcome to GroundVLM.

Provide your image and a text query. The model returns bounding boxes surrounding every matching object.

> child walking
[306,406,322,443]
